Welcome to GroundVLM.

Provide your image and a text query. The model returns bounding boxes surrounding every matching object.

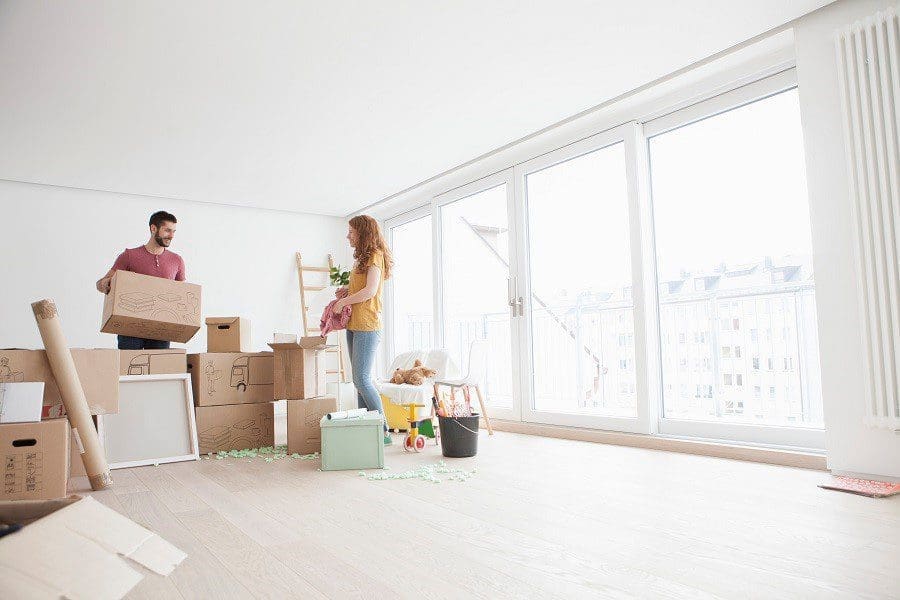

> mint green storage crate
[320,412,385,471]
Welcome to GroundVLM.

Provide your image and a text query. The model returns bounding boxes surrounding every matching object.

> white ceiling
[0,1,832,217]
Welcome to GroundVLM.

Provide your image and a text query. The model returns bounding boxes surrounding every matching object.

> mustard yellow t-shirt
[347,251,384,331]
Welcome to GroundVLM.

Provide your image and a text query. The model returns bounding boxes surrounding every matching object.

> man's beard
[155,235,171,247]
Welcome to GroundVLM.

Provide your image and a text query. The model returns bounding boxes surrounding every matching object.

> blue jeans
[117,335,171,350]
[345,329,385,432]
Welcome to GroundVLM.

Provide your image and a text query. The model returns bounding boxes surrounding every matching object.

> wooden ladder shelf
[296,252,347,383]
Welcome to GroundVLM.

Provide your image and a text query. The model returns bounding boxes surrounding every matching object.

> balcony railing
[394,285,822,426]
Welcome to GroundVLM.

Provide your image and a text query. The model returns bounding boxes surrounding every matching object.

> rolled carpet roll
[32,299,111,490]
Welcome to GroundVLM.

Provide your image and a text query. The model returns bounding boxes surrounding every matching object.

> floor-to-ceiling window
[437,178,517,418]
[387,213,434,356]
[646,81,823,447]
[385,69,824,449]
[523,141,636,418]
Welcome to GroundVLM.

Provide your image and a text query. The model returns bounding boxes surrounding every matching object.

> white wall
[0,180,350,355]
[794,0,900,478]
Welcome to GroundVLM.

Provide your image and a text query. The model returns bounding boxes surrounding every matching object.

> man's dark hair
[149,211,177,229]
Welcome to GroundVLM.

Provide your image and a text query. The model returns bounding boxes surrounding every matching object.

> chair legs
[432,383,441,445]
[472,384,493,435]
[433,382,493,436]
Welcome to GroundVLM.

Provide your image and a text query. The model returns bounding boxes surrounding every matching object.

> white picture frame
[100,374,199,469]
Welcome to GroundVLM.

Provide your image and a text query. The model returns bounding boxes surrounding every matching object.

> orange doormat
[818,476,900,498]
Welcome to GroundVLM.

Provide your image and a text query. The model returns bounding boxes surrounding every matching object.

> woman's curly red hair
[349,215,393,279]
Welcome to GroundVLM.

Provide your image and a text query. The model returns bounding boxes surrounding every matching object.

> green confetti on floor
[363,460,476,484]
[208,445,320,462]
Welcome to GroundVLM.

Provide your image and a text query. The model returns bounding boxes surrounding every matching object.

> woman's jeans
[345,329,386,432]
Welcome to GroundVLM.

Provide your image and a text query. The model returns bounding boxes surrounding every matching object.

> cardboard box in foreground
[0,418,69,501]
[0,495,187,599]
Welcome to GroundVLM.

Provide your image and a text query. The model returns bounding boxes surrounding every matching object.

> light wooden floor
[71,431,900,599]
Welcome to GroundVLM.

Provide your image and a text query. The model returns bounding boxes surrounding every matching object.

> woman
[333,215,394,445]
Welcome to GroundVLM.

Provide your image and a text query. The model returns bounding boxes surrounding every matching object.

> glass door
[435,171,522,421]
[644,75,824,449]
[518,125,652,432]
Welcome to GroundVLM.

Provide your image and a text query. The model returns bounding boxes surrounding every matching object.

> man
[96,211,186,350]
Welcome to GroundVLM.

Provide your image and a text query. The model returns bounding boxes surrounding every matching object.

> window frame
[646,69,824,450]
[380,66,824,452]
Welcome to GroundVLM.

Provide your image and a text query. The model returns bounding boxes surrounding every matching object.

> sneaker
[383,434,393,446]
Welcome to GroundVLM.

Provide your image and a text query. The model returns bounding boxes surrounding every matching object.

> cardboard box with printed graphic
[195,402,274,454]
[101,270,202,343]
[267,340,331,400]
[206,317,251,353]
[0,349,119,416]
[119,349,187,376]
[187,353,274,407]
[286,396,338,455]
[0,418,69,501]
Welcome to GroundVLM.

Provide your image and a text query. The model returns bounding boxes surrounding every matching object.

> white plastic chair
[433,340,493,435]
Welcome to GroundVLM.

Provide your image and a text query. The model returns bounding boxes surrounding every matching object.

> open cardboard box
[267,340,331,400]
[0,495,187,599]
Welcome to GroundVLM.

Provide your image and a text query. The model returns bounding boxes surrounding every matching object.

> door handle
[508,278,525,318]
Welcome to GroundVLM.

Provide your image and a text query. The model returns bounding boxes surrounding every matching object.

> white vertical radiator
[835,7,900,430]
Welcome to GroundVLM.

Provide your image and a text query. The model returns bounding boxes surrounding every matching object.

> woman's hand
[335,286,349,299]
[333,299,347,315]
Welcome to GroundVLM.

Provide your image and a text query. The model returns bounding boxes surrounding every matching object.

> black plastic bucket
[438,414,480,458]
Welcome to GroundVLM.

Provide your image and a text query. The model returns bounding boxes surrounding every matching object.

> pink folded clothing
[320,298,352,336]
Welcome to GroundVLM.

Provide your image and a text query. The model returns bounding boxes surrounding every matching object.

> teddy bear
[390,359,437,386]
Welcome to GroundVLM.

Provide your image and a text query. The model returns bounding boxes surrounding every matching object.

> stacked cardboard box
[269,337,337,455]
[0,418,70,501]
[0,276,204,518]
[189,318,276,454]
[0,378,70,500]
[1,348,123,491]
